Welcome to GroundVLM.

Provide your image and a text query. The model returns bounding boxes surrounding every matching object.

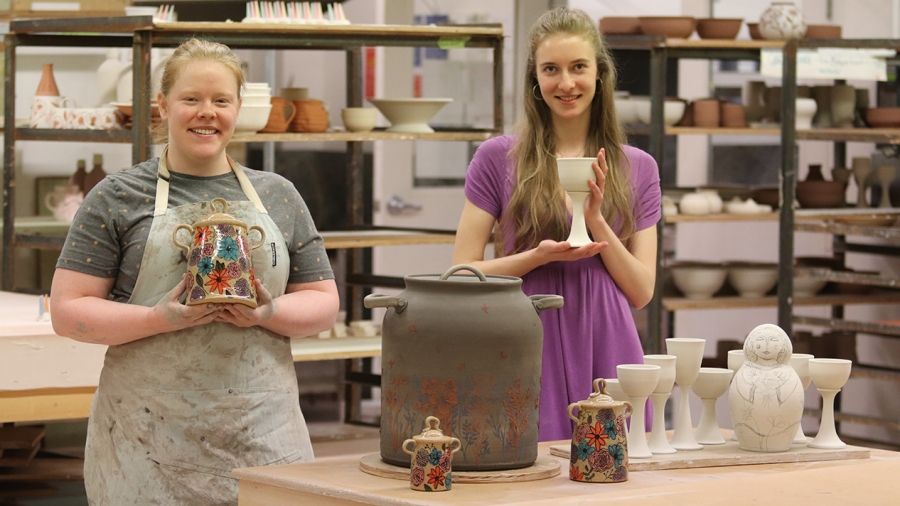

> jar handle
[530,294,564,312]
[449,437,461,454]
[440,264,487,281]
[363,293,408,313]
[402,439,417,456]
[172,224,193,255]
[248,225,266,249]
[210,197,228,214]
[566,402,579,423]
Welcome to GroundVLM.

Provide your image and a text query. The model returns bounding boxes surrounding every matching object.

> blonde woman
[453,7,661,441]
[51,38,338,503]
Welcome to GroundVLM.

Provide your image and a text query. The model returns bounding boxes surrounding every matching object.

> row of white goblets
[608,338,853,459]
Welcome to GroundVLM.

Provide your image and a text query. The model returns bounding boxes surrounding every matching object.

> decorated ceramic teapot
[173,198,265,308]
[402,416,461,492]
[567,378,632,483]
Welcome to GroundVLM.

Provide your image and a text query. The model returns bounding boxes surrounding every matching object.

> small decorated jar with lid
[402,416,461,492]
[566,378,632,482]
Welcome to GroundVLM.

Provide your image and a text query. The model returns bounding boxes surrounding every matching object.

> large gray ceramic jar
[365,264,563,471]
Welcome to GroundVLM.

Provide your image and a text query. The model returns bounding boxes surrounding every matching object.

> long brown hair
[503,7,633,253]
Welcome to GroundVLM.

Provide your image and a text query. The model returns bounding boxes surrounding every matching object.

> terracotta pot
[365,264,563,471]
[747,22,764,40]
[291,99,329,132]
[864,107,900,128]
[260,96,297,133]
[692,98,720,127]
[599,16,641,35]
[720,102,747,127]
[805,24,842,39]
[36,63,60,96]
[796,180,846,208]
[172,198,266,308]
[696,18,743,39]
[638,16,696,38]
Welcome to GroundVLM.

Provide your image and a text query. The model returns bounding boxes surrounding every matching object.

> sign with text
[760,48,892,81]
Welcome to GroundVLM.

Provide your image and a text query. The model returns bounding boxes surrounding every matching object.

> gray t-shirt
[57,158,334,302]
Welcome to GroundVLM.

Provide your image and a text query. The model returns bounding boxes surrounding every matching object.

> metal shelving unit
[1,16,504,424]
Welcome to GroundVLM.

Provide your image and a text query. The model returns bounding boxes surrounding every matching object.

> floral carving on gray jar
[759,2,806,40]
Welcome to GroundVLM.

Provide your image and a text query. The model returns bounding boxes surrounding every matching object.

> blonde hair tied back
[153,38,245,142]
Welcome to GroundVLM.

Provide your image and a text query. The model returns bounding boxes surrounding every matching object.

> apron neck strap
[155,145,268,216]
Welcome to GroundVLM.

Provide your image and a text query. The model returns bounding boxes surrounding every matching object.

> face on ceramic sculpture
[158,59,240,169]
[534,33,597,125]
[745,331,791,365]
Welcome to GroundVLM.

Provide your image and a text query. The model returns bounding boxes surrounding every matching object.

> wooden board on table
[358,453,560,483]
[548,439,870,471]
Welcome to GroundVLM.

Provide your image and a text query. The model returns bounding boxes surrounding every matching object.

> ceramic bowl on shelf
[638,16,696,38]
[599,16,642,35]
[235,104,272,132]
[727,261,778,298]
[864,107,900,128]
[747,22,764,40]
[796,180,846,208]
[633,97,686,126]
[341,107,377,132]
[368,98,452,133]
[696,18,743,39]
[793,267,829,297]
[804,24,842,39]
[670,261,728,299]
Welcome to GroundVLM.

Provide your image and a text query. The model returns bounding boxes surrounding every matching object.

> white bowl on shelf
[235,104,272,132]
[670,261,728,299]
[368,98,452,133]
[727,261,778,297]
[634,97,686,126]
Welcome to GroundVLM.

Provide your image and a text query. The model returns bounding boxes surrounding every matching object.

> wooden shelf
[665,126,780,136]
[291,336,381,362]
[663,291,900,311]
[15,128,132,143]
[666,212,778,223]
[792,315,900,337]
[322,229,454,249]
[796,128,900,143]
[605,35,784,51]
[803,269,899,289]
[231,129,494,143]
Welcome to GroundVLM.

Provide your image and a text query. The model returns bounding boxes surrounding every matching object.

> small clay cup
[720,102,747,127]
[692,98,721,127]
[260,96,297,133]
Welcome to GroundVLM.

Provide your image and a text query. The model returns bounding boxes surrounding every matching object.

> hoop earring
[532,84,543,101]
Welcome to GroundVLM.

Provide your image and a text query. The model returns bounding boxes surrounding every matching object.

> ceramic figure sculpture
[728,324,804,452]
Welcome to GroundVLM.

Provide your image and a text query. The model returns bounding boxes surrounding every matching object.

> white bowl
[368,98,452,133]
[615,97,638,124]
[727,261,778,297]
[794,267,829,296]
[341,107,377,132]
[634,97,686,126]
[235,104,272,132]
[670,261,727,299]
[241,94,272,107]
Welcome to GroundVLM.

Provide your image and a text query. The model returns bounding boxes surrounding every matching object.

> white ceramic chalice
[665,338,706,450]
[644,354,677,454]
[692,367,734,445]
[556,157,595,247]
[789,353,814,444]
[808,358,852,449]
[603,378,628,402]
[616,364,661,459]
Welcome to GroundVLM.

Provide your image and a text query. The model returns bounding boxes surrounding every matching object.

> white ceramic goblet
[789,353,814,444]
[617,364,661,459]
[692,367,734,445]
[665,338,706,450]
[556,157,595,247]
[644,354,677,454]
[603,378,628,402]
[726,349,745,440]
[808,358,852,449]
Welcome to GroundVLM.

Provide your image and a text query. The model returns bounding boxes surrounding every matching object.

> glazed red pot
[365,264,563,471]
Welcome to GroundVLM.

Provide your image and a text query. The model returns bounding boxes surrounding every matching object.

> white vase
[96,48,129,106]
[759,2,806,40]
[796,98,817,130]
[728,324,805,452]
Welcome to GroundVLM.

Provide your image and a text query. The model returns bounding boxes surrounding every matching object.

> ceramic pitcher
[567,378,632,483]
[402,416,461,492]
[173,198,265,308]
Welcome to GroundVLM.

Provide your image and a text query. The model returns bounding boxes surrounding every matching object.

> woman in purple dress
[452,7,661,441]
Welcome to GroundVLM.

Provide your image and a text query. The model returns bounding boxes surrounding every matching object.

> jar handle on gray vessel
[439,263,488,281]
[529,294,564,312]
[363,293,408,313]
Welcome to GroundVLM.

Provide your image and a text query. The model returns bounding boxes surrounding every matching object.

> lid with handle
[575,378,629,410]
[194,198,249,228]
[412,416,454,443]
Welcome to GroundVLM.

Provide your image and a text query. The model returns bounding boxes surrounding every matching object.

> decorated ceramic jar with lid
[566,378,632,483]
[402,416,461,492]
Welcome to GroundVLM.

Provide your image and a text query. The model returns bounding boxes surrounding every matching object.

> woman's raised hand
[585,147,609,227]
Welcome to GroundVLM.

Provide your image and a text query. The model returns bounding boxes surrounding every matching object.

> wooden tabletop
[233,441,900,505]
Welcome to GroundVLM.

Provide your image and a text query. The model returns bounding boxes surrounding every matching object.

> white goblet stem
[627,395,653,458]
[793,378,811,444]
[671,386,702,450]
[809,389,846,449]
[566,191,591,247]
[696,398,725,445]
[648,392,676,454]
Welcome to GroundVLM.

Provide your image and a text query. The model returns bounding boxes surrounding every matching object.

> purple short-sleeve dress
[464,135,662,441]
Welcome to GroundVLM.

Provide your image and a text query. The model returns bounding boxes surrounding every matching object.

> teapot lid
[414,416,451,440]
[194,198,247,228]
[577,378,628,409]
